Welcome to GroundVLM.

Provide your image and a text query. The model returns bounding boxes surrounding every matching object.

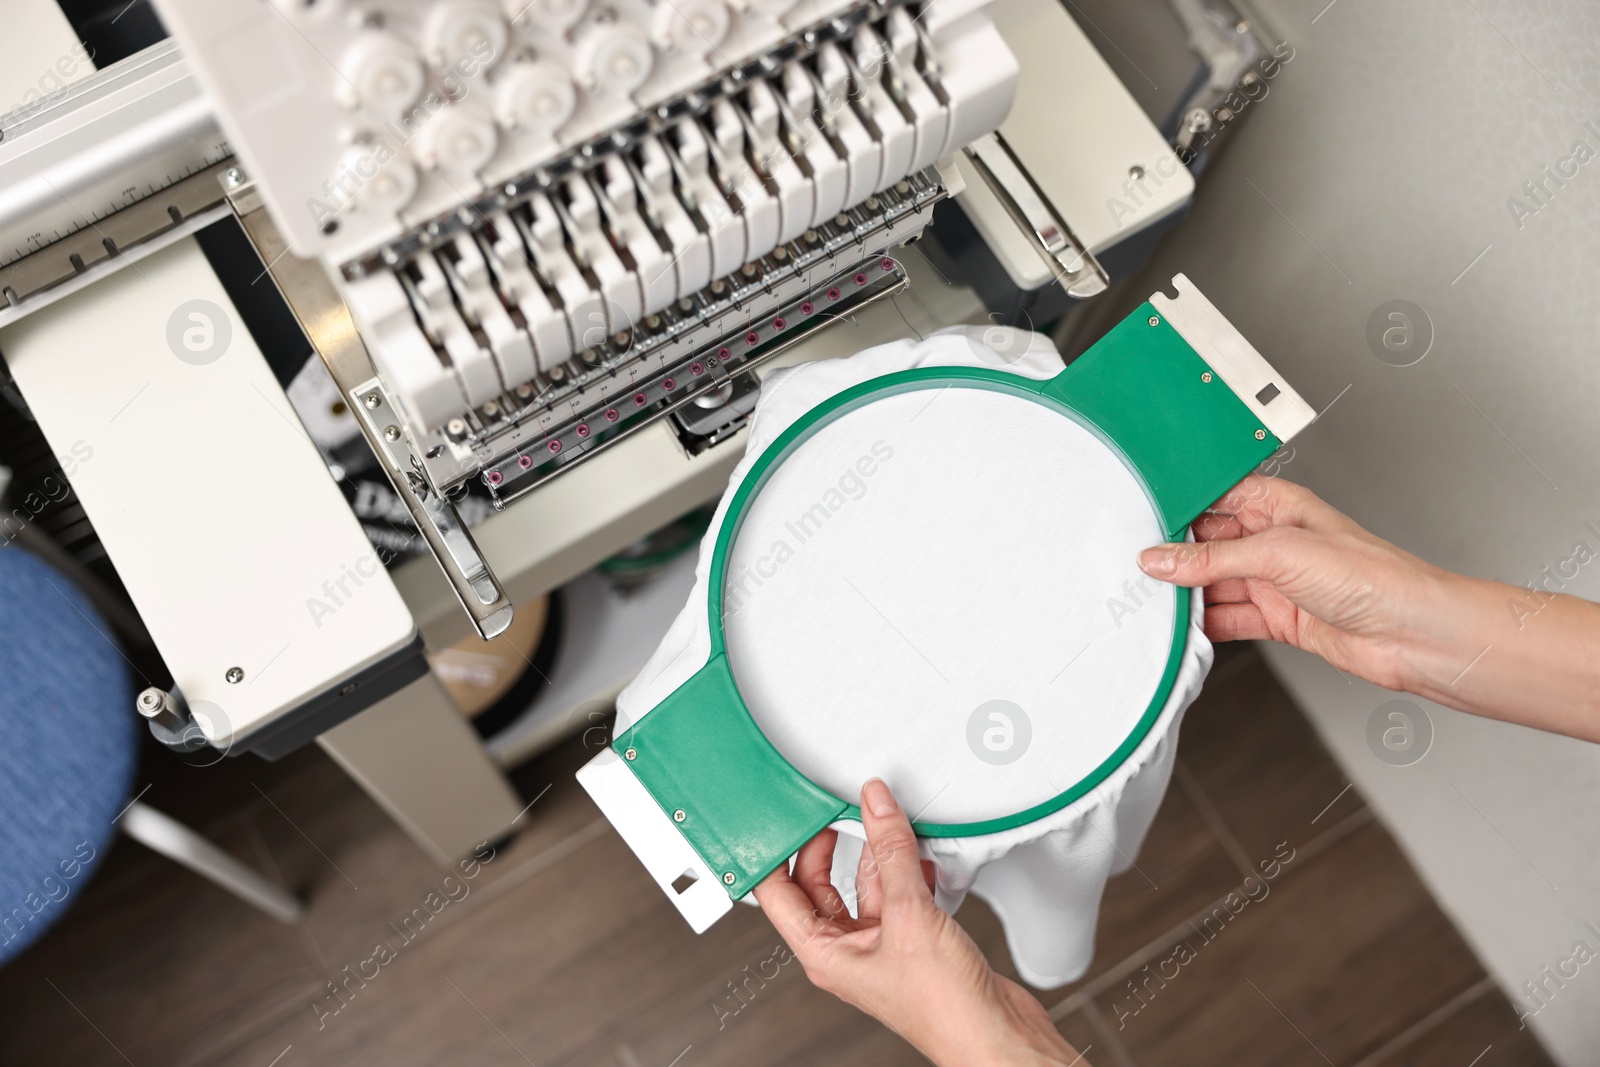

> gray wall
[1111,1,1600,1061]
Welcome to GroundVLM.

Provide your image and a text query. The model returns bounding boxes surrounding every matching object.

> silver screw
[1254,429,1267,440]
[722,872,736,885]
[673,809,686,822]
[1148,315,1160,326]
[364,392,381,408]
[1129,164,1145,180]
[136,687,186,731]
[225,167,244,187]
[383,425,401,441]
[624,747,637,761]
[225,667,244,684]
[1201,372,1213,383]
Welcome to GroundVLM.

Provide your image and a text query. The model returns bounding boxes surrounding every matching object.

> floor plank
[1177,648,1366,862]
[1362,981,1550,1067]
[1094,820,1491,1066]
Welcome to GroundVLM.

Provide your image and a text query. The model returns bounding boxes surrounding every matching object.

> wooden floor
[0,645,1554,1067]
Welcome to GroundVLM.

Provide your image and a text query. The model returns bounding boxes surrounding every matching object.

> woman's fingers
[1140,525,1325,590]
[793,829,850,923]
[1203,578,1252,604]
[1210,474,1354,537]
[1194,510,1245,542]
[855,827,882,921]
[754,863,836,950]
[859,779,933,917]
[1204,602,1272,642]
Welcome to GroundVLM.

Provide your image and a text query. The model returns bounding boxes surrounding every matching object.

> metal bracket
[964,132,1108,299]
[350,380,514,638]
[1166,0,1272,162]
[1148,272,1315,444]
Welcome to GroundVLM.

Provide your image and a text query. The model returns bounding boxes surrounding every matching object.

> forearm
[1162,475,1600,746]
[924,1023,1083,1067]
[904,973,1084,1067]
[1400,572,1600,743]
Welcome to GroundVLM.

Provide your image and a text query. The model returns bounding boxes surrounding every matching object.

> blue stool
[0,546,136,963]
[0,547,301,968]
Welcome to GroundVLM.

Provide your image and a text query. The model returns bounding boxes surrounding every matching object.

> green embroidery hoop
[705,365,1191,838]
[580,277,1314,924]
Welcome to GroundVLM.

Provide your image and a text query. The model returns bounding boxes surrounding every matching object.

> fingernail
[1139,545,1180,578]
[862,778,897,817]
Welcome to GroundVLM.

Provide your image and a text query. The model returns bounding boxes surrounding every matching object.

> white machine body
[1,239,419,751]
[0,0,1203,755]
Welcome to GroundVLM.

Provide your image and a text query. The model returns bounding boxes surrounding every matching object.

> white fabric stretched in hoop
[616,326,1212,988]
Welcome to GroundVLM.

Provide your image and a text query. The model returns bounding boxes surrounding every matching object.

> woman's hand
[753,779,1085,1067]
[1136,473,1451,692]
[1138,474,1600,743]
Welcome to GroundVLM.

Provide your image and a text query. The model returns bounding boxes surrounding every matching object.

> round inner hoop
[713,372,1183,831]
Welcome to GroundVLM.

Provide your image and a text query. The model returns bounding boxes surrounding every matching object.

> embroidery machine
[0,0,1270,860]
